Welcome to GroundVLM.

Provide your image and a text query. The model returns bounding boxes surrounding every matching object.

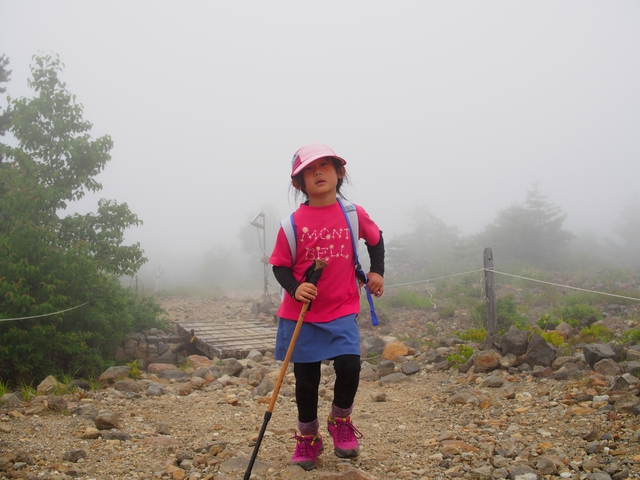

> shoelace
[293,434,319,454]
[334,420,363,441]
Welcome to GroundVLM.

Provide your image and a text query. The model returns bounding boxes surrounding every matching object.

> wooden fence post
[484,247,497,335]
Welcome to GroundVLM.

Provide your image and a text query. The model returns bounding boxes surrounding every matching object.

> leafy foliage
[473,294,529,333]
[0,54,10,136]
[577,325,616,344]
[0,54,163,387]
[386,204,470,280]
[555,302,601,327]
[447,345,474,368]
[622,328,640,345]
[614,195,640,266]
[456,328,487,343]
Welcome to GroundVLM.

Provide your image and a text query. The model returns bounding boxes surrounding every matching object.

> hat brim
[291,155,346,177]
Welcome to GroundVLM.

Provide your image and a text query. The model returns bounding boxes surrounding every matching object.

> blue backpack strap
[279,213,297,301]
[280,213,297,262]
[338,199,379,326]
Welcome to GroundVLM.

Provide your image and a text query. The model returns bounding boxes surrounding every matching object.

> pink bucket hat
[290,143,346,177]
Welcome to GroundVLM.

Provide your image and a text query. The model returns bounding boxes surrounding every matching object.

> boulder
[522,333,557,368]
[501,328,529,357]
[583,343,616,368]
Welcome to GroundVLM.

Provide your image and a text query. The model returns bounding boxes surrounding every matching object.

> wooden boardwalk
[176,317,277,360]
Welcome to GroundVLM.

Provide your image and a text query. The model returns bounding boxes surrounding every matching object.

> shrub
[457,328,488,343]
[577,325,616,344]
[447,345,474,368]
[622,328,640,344]
[473,295,529,333]
[556,303,601,328]
[540,330,566,348]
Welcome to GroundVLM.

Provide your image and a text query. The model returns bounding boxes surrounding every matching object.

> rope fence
[3,259,639,322]
[0,302,90,323]
[385,267,640,303]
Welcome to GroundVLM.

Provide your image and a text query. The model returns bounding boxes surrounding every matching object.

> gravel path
[1,295,639,480]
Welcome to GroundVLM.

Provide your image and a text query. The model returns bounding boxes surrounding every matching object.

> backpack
[279,198,379,326]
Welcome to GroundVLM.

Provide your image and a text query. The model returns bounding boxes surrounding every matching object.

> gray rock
[62,449,87,463]
[377,359,395,377]
[478,333,502,352]
[359,365,379,381]
[470,465,493,479]
[102,429,132,441]
[594,358,622,376]
[95,410,120,430]
[145,382,166,396]
[246,349,263,362]
[400,360,421,375]
[585,474,612,480]
[98,365,131,383]
[254,375,274,397]
[613,393,640,413]
[378,372,409,385]
[114,379,145,393]
[156,342,170,356]
[220,358,244,376]
[626,360,640,375]
[506,464,539,479]
[157,370,191,381]
[523,333,557,368]
[72,403,100,418]
[501,329,529,357]
[609,376,631,391]
[362,335,386,355]
[482,375,504,388]
[583,343,617,368]
[47,396,68,412]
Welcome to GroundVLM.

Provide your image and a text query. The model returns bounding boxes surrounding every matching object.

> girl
[269,143,385,470]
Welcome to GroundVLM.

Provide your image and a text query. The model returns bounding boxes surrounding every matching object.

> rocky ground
[1,294,639,480]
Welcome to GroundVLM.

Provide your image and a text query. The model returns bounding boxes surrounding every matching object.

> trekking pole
[243,259,327,480]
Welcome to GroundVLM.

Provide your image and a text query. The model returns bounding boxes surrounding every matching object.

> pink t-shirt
[270,201,381,323]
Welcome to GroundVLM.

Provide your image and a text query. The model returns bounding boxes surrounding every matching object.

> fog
[2,2,639,288]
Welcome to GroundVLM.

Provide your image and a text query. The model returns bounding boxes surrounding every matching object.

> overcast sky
[2,1,639,281]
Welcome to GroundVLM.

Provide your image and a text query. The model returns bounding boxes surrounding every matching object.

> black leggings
[293,354,361,423]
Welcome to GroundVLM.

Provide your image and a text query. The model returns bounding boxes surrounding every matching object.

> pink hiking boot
[327,414,363,458]
[291,433,323,470]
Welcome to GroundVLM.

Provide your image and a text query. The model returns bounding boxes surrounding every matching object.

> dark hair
[290,157,349,201]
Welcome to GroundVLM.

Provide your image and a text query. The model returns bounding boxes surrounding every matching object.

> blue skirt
[275,313,360,363]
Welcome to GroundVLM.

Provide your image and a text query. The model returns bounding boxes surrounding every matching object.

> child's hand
[367,272,384,297]
[295,282,317,303]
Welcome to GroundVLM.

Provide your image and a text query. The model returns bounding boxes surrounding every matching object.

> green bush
[457,328,487,343]
[556,302,601,327]
[0,284,165,388]
[622,328,640,344]
[540,330,566,348]
[473,295,529,333]
[577,325,616,344]
[447,344,474,368]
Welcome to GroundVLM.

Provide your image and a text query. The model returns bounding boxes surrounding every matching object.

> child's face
[301,157,343,199]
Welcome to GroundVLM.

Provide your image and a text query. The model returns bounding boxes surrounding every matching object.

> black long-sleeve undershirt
[273,231,385,300]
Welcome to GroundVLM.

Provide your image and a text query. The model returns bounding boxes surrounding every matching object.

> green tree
[386,204,465,279]
[614,195,640,266]
[0,54,162,387]
[0,55,11,137]
[478,183,574,267]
